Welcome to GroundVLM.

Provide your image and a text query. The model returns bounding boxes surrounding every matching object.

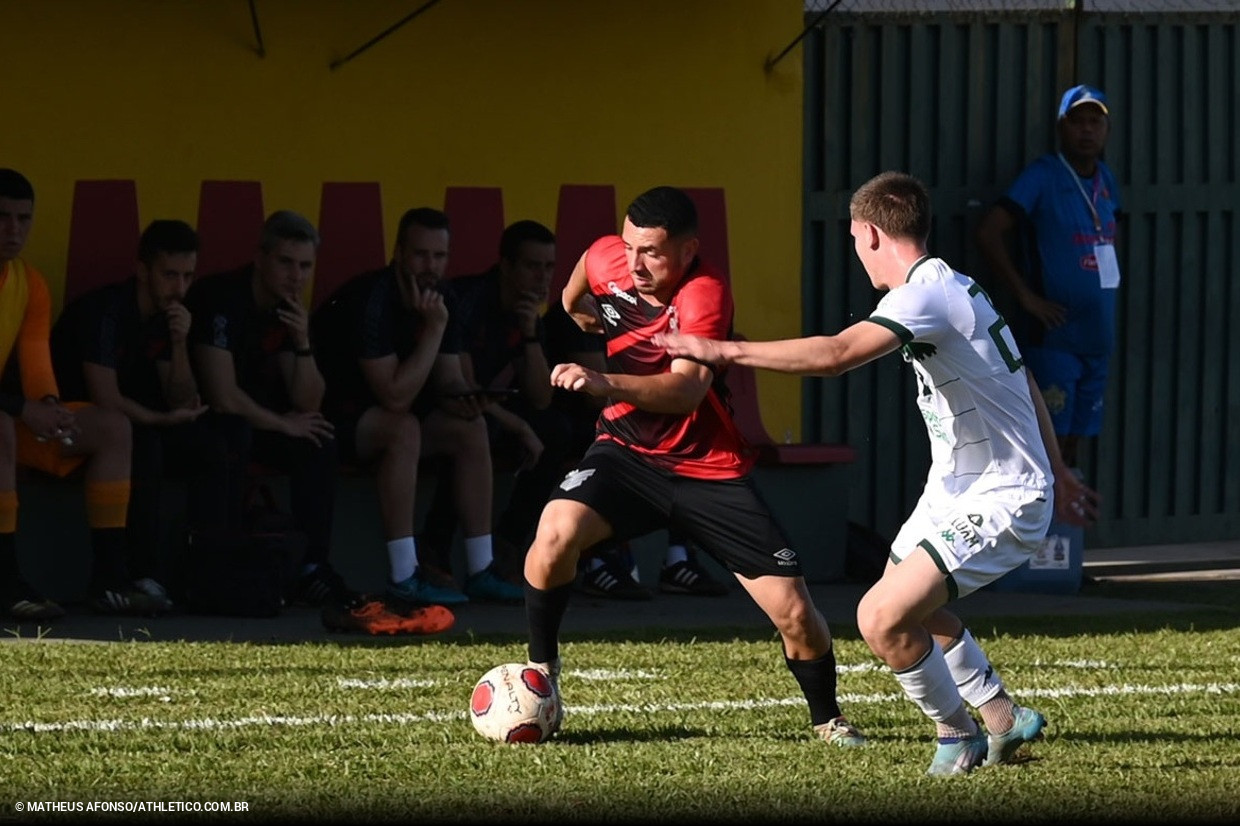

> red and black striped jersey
[585,235,754,479]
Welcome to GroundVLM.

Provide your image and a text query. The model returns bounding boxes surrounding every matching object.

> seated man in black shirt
[51,219,220,612]
[185,210,387,624]
[418,220,575,584]
[311,207,521,608]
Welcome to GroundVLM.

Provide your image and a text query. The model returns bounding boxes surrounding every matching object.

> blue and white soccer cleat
[927,732,988,776]
[984,706,1046,766]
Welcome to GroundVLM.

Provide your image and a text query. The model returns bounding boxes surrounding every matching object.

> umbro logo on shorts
[773,548,797,566]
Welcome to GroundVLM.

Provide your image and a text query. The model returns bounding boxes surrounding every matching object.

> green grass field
[1,580,1236,824]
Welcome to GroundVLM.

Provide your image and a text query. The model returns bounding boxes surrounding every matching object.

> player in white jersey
[657,171,1099,776]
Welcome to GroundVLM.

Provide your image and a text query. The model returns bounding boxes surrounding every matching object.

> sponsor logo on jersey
[607,281,637,305]
[601,304,622,327]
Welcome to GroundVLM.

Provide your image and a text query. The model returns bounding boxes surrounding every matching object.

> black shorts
[550,440,801,578]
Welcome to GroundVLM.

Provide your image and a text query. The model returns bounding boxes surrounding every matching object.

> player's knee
[91,407,132,453]
[855,591,894,650]
[387,414,422,459]
[531,518,575,560]
[763,589,817,639]
[525,534,578,589]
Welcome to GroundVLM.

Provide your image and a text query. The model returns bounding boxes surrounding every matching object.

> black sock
[786,648,842,726]
[525,581,574,665]
[90,527,130,591]
[0,532,18,582]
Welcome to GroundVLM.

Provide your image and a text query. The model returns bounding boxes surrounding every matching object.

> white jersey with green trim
[868,256,1052,499]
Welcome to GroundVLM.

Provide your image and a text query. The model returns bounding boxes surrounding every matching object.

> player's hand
[653,332,728,365]
[514,289,544,338]
[1020,293,1068,329]
[22,397,78,443]
[1054,470,1100,527]
[550,362,609,397]
[165,303,192,344]
[276,296,310,344]
[281,411,335,447]
[411,282,449,332]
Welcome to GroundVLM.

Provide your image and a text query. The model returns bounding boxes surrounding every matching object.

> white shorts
[890,485,1052,600]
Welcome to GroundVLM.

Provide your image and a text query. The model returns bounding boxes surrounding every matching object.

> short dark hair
[138,220,198,267]
[0,169,35,202]
[626,186,697,239]
[260,210,319,252]
[849,171,931,243]
[397,207,450,241]
[498,220,555,262]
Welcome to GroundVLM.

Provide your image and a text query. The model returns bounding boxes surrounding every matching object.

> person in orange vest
[0,168,163,619]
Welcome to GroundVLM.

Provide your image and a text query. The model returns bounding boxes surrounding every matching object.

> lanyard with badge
[1058,152,1120,289]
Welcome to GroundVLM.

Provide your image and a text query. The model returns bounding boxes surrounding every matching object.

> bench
[26,181,856,600]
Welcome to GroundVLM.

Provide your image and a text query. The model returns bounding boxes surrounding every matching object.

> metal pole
[765,0,843,72]
[330,0,444,71]
[248,0,265,58]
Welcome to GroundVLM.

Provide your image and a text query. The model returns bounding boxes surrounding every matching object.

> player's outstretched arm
[658,321,900,378]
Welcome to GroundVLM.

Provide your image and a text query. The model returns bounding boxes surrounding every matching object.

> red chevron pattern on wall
[64,180,141,304]
[62,179,732,305]
[313,182,387,309]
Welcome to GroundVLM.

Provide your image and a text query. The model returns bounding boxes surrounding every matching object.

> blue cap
[1058,85,1109,119]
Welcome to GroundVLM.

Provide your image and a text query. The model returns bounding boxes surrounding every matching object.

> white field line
[572,668,663,680]
[81,661,1109,703]
[7,681,1236,735]
[336,678,436,689]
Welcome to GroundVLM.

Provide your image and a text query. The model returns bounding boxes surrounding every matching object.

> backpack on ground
[177,483,305,617]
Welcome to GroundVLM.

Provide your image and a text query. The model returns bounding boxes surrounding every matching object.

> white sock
[892,641,975,730]
[943,628,1005,707]
[464,534,493,576]
[665,543,688,567]
[387,536,417,584]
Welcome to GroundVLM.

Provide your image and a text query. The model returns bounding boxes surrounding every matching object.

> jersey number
[968,282,1024,373]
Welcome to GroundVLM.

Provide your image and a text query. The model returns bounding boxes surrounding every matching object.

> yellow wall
[5,0,809,438]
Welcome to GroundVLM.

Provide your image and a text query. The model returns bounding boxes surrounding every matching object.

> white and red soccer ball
[469,662,561,744]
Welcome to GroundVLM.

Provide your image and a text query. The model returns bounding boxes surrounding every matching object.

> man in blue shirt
[976,84,1121,469]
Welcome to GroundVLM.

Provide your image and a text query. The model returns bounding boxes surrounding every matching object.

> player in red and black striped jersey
[523,186,865,747]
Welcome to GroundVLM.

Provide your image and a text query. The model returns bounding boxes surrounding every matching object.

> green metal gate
[802,8,1239,547]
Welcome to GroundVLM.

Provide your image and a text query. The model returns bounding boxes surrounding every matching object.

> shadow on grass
[3,575,1233,647]
[1078,575,1240,610]
[7,606,1234,647]
[550,723,715,745]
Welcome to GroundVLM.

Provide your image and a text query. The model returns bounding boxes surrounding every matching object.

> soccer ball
[469,662,561,744]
